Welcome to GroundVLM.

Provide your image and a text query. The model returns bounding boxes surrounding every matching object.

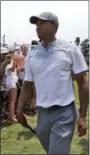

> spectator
[80,39,89,66]
[31,40,38,49]
[16,44,28,87]
[5,49,18,123]
[0,47,11,129]
[75,37,81,48]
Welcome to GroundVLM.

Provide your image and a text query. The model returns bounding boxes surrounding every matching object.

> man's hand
[16,109,26,125]
[17,66,24,72]
[16,66,20,74]
[77,117,87,137]
[17,66,20,70]
[16,109,30,129]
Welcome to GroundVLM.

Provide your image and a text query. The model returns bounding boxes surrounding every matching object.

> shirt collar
[41,39,57,48]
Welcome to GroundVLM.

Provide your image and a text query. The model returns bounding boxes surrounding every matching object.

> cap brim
[29,16,39,24]
[1,51,9,54]
[29,16,50,24]
[1,47,9,54]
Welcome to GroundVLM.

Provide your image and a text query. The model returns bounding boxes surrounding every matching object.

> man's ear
[54,24,58,34]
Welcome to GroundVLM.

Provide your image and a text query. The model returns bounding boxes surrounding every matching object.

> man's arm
[74,71,89,137]
[16,51,34,124]
[16,81,34,124]
[75,71,89,118]
[19,66,24,71]
[70,44,89,136]
[17,66,25,72]
[17,81,33,113]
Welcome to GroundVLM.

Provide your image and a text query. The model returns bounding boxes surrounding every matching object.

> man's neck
[42,36,56,47]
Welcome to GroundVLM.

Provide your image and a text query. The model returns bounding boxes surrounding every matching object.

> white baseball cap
[1,47,9,54]
[29,12,59,26]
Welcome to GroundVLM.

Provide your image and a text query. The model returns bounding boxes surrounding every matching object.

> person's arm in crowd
[0,59,10,81]
[17,66,25,72]
[16,56,25,72]
[10,56,17,71]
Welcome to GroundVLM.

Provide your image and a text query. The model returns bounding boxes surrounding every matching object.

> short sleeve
[24,53,34,82]
[70,45,88,74]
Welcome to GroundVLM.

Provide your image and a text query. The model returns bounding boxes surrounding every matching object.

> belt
[48,101,74,111]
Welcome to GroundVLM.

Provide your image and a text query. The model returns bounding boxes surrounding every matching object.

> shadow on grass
[17,127,37,140]
[3,121,14,128]
[78,138,89,155]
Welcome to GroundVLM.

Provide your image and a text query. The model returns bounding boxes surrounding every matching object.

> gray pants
[36,102,77,154]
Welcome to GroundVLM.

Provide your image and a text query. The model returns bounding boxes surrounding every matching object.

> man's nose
[36,21,41,28]
[36,26,40,31]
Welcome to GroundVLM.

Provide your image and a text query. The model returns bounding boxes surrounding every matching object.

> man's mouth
[37,31,41,34]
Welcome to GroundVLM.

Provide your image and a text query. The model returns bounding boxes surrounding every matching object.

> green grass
[1,82,89,154]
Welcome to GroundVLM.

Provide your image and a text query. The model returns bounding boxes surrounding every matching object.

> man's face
[36,19,56,40]
[20,46,28,56]
[75,38,80,45]
[9,51,14,56]
[0,53,7,62]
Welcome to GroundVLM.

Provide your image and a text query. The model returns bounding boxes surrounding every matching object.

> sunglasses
[0,53,8,56]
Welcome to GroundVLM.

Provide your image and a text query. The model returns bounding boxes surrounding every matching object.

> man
[16,12,89,154]
[81,39,89,66]
[75,37,81,48]
[31,40,38,50]
[14,48,20,56]
[0,47,11,82]
[0,47,11,130]
[16,44,28,86]
[13,44,28,112]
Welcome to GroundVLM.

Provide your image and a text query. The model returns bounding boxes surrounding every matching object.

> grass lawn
[1,82,89,154]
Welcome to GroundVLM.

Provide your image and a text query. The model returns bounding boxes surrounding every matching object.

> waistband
[48,101,74,111]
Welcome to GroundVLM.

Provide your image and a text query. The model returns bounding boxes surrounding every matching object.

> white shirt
[24,39,88,108]
[74,43,81,50]
[5,61,18,90]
